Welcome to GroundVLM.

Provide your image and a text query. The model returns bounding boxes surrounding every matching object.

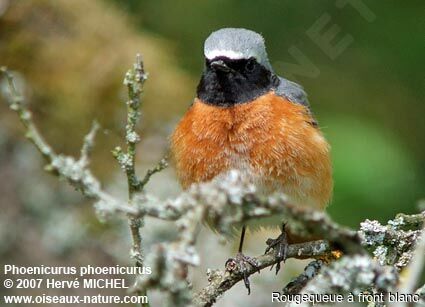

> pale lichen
[359,216,423,270]
[293,255,398,307]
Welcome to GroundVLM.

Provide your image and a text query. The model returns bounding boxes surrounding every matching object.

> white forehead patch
[205,49,246,61]
[204,28,273,71]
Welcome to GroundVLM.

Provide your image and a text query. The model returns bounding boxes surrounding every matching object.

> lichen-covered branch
[139,157,168,189]
[193,241,331,307]
[416,283,425,303]
[277,212,425,307]
[111,54,151,305]
[392,227,425,307]
[359,213,424,269]
[79,121,100,168]
[281,260,324,295]
[131,204,205,307]
[1,67,54,162]
[112,54,147,194]
[292,255,398,307]
[0,67,139,218]
[119,171,366,306]
[3,61,424,307]
[132,171,363,256]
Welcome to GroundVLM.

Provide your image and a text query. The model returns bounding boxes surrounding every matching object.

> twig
[193,240,331,307]
[1,67,54,162]
[139,157,168,189]
[392,212,425,230]
[293,255,398,307]
[0,67,139,217]
[130,195,206,307]
[128,171,365,306]
[281,260,324,295]
[359,214,424,269]
[112,54,150,305]
[132,171,363,256]
[80,121,100,167]
[416,284,425,302]
[392,227,425,307]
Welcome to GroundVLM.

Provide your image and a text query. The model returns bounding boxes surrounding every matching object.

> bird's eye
[245,58,255,72]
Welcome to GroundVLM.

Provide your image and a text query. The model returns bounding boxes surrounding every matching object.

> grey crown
[205,28,310,107]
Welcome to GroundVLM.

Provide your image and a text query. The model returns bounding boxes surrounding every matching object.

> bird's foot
[225,252,260,294]
[265,224,288,275]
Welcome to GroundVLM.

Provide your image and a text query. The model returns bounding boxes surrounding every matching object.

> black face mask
[197,56,279,107]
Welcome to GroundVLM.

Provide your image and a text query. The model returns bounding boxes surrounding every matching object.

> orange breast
[170,92,333,210]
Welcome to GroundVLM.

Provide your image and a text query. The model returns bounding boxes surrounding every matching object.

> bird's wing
[275,76,317,126]
[275,76,309,106]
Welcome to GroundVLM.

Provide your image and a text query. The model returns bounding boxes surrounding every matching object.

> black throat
[196,56,279,107]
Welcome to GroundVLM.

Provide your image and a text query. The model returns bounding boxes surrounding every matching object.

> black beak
[210,59,231,73]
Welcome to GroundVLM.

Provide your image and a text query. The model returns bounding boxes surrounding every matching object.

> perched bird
[170,28,333,292]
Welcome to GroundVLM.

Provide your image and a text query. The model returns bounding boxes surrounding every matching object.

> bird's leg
[265,223,288,274]
[225,225,260,294]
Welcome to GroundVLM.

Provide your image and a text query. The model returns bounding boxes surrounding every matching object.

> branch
[392,212,425,230]
[133,171,362,252]
[131,206,205,307]
[281,260,324,295]
[139,156,168,189]
[392,227,425,307]
[128,171,363,306]
[113,54,147,193]
[416,284,425,303]
[273,211,425,307]
[0,67,139,218]
[111,54,151,305]
[1,67,54,162]
[193,240,331,307]
[292,255,398,307]
[359,213,424,269]
[79,120,100,168]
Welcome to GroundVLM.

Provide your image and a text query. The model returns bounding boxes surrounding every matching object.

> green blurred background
[0,1,424,305]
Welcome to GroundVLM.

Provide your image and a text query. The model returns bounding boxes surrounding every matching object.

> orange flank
[171,92,333,210]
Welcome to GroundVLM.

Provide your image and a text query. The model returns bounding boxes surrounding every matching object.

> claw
[265,224,288,274]
[225,252,259,294]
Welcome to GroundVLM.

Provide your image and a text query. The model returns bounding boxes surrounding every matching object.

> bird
[170,28,333,293]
